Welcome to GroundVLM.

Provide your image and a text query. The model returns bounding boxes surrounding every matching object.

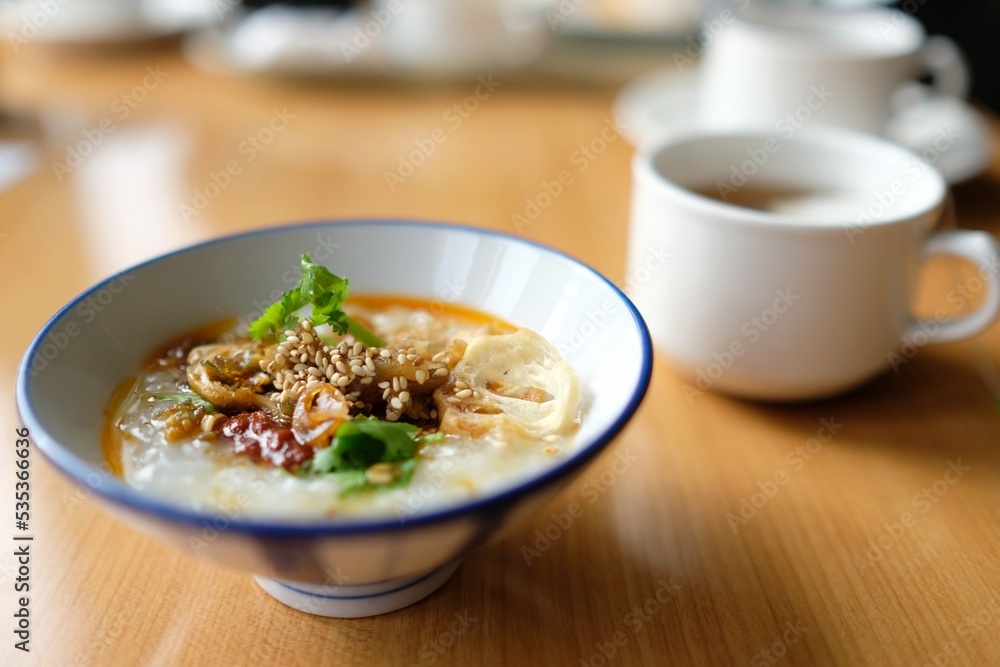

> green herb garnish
[152,391,216,413]
[310,417,439,496]
[248,254,385,347]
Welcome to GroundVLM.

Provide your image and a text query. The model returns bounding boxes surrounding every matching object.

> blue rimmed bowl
[16,220,652,617]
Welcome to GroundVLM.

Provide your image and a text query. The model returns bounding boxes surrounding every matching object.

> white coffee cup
[697,7,968,136]
[627,128,1000,401]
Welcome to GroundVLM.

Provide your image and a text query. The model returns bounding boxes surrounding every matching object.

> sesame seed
[392,377,399,391]
[455,389,472,399]
[365,357,376,371]
[277,345,290,357]
[399,391,410,403]
[415,370,426,385]
[434,367,449,377]
[455,380,468,390]
[378,381,390,389]
[430,409,438,419]
[380,349,392,359]
[382,389,391,400]
[336,361,349,374]
[308,367,323,377]
[353,342,364,356]
[286,335,300,345]
[275,353,287,366]
[301,332,314,344]
[337,376,351,387]
[390,397,403,410]
[397,353,407,365]
[366,462,400,485]
[293,363,307,372]
[432,351,446,362]
[361,377,373,385]
[406,354,418,362]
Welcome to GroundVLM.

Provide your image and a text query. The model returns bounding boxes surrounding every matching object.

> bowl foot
[253,560,462,617]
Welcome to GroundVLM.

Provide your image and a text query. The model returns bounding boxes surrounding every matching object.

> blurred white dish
[184,2,546,80]
[614,68,993,184]
[0,0,215,45]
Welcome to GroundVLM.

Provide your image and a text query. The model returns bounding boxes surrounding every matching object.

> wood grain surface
[2,47,1000,667]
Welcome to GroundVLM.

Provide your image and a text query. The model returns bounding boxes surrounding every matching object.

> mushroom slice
[292,384,350,447]
[186,342,272,412]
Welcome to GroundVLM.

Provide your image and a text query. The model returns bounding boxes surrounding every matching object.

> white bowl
[17,220,652,617]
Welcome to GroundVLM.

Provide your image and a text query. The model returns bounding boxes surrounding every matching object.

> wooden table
[2,46,1000,667]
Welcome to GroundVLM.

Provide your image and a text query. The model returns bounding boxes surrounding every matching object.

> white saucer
[614,67,994,184]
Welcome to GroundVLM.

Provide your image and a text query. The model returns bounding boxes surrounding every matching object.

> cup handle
[905,230,1000,344]
[920,35,969,99]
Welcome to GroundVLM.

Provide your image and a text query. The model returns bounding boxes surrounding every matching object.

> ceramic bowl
[16,220,652,617]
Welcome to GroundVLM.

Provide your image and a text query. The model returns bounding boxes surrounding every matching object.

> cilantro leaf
[299,256,351,336]
[248,254,385,347]
[152,391,216,413]
[327,470,369,495]
[309,417,436,496]
[312,416,419,473]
